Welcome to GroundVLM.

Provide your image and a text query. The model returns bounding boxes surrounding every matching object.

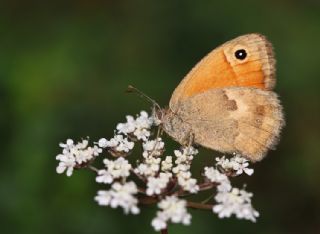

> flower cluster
[216,154,254,176]
[95,181,140,214]
[172,148,199,193]
[116,110,154,141]
[203,166,258,221]
[96,157,131,184]
[98,135,134,154]
[152,196,191,231]
[146,172,172,196]
[55,110,260,232]
[213,188,259,222]
[98,111,155,156]
[56,139,102,176]
[134,137,165,177]
[204,167,231,192]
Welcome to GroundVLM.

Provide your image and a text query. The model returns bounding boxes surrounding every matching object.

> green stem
[201,193,215,204]
[87,165,99,173]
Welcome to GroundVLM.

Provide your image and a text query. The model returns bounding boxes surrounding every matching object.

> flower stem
[200,193,215,204]
[139,196,158,205]
[198,182,218,191]
[87,165,99,173]
[160,228,168,234]
[186,201,213,210]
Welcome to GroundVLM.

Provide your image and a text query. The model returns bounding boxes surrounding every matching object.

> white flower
[94,190,112,206]
[172,146,197,173]
[117,142,134,153]
[134,136,163,176]
[133,128,151,141]
[56,139,102,176]
[134,161,160,177]
[99,135,134,153]
[174,147,197,164]
[115,111,154,141]
[204,167,227,182]
[104,157,131,179]
[216,154,254,176]
[177,176,199,193]
[135,111,153,128]
[213,188,259,222]
[175,171,199,193]
[172,164,190,174]
[116,115,136,134]
[102,137,118,148]
[215,156,231,168]
[133,111,154,141]
[95,181,140,214]
[75,145,102,164]
[92,145,102,156]
[171,147,199,193]
[216,181,232,193]
[134,138,164,177]
[151,196,191,231]
[134,163,151,176]
[151,213,167,231]
[103,157,132,177]
[204,167,231,192]
[95,169,113,184]
[142,138,164,157]
[56,153,75,176]
[59,138,74,148]
[232,155,254,175]
[115,135,134,152]
[146,172,172,195]
[161,156,173,172]
[98,138,108,148]
[96,158,131,184]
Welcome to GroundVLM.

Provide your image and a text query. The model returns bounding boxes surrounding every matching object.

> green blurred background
[1,1,320,233]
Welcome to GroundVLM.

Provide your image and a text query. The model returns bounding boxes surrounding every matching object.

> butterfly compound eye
[234,49,247,60]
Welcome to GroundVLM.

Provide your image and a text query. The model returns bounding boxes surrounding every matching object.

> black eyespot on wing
[235,49,247,60]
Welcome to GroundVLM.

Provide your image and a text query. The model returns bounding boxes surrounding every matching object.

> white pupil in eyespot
[235,49,247,60]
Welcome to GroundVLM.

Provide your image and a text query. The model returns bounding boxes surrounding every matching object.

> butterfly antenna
[126,85,161,111]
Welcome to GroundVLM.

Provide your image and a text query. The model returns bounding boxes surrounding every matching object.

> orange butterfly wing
[169,33,276,109]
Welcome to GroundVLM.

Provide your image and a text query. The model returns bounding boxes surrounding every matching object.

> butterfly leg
[145,115,166,158]
[186,131,195,148]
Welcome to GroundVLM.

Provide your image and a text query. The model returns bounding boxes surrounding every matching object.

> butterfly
[160,33,285,162]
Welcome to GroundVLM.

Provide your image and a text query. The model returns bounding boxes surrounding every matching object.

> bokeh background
[1,1,320,233]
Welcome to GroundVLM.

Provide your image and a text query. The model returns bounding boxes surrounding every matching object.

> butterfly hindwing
[163,87,284,161]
